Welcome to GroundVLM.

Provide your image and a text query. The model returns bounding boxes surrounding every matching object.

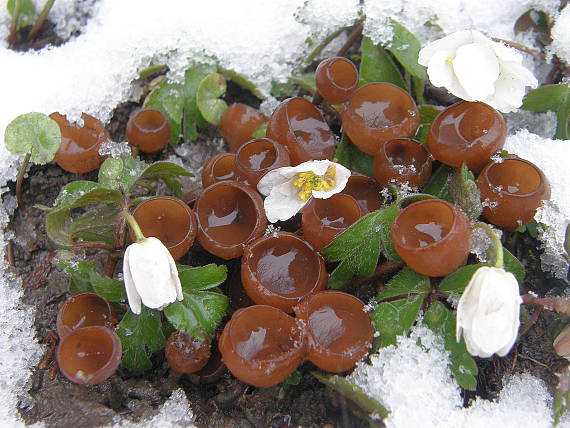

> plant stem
[522,294,570,316]
[8,0,22,45]
[16,152,31,209]
[412,76,425,105]
[124,212,145,242]
[28,0,55,41]
[491,38,546,61]
[473,222,504,268]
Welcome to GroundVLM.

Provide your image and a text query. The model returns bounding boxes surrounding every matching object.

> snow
[551,6,570,64]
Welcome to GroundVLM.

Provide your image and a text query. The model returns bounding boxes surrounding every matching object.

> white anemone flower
[257,159,351,223]
[418,30,538,113]
[456,266,522,358]
[123,236,183,314]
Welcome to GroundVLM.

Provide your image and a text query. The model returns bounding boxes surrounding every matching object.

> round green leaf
[4,112,61,164]
[196,73,228,125]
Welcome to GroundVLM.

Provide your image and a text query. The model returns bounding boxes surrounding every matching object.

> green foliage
[4,112,61,164]
[117,307,166,373]
[286,370,302,386]
[251,123,267,139]
[359,36,406,89]
[418,105,442,125]
[521,83,569,140]
[322,206,400,289]
[448,163,482,222]
[503,247,525,284]
[144,80,185,145]
[553,368,570,425]
[423,301,478,390]
[372,295,424,348]
[334,134,374,178]
[517,220,539,239]
[196,73,228,125]
[220,67,266,100]
[7,0,36,29]
[385,19,427,80]
[423,164,452,201]
[377,267,430,300]
[437,263,489,294]
[177,264,227,290]
[183,63,217,141]
[290,73,317,95]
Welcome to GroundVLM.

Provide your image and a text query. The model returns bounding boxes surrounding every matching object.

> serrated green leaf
[290,73,317,95]
[385,19,427,80]
[377,267,429,301]
[359,36,406,89]
[377,203,401,260]
[449,163,482,222]
[522,84,569,113]
[183,63,217,141]
[117,307,166,373]
[438,263,489,293]
[145,80,184,145]
[334,134,374,178]
[371,295,424,348]
[503,247,525,284]
[90,271,126,302]
[7,0,35,29]
[423,301,478,391]
[4,112,61,164]
[196,73,228,126]
[328,260,355,290]
[177,264,227,291]
[418,105,442,125]
[164,290,229,338]
[137,161,192,196]
[423,164,452,201]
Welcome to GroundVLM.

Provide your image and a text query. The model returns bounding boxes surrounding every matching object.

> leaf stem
[124,212,145,242]
[28,0,55,41]
[412,76,425,105]
[8,0,22,45]
[472,222,504,268]
[16,152,31,209]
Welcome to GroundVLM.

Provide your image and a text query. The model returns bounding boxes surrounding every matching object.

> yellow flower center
[445,57,454,64]
[292,165,336,202]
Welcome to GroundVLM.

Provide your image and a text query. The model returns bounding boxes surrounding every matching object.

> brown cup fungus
[195,181,267,259]
[373,138,432,188]
[56,326,122,386]
[131,196,197,260]
[234,138,290,187]
[187,338,226,385]
[241,232,327,313]
[315,57,359,105]
[477,157,550,231]
[341,83,420,156]
[50,112,110,174]
[294,291,373,373]
[341,173,385,214]
[425,101,506,173]
[220,103,268,152]
[391,199,470,277]
[201,152,236,188]
[126,108,171,153]
[219,305,305,387]
[267,97,336,165]
[165,331,212,374]
[301,193,362,251]
[56,292,117,339]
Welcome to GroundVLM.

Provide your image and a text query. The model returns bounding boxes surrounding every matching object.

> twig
[73,241,114,251]
[522,294,570,316]
[16,152,31,210]
[518,354,550,370]
[491,38,546,61]
[28,0,55,41]
[519,307,542,337]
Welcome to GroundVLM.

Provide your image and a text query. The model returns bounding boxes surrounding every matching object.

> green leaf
[377,267,429,300]
[4,112,61,164]
[177,264,227,291]
[7,0,35,28]
[68,204,119,245]
[371,295,424,348]
[438,263,489,294]
[117,307,166,373]
[286,370,302,386]
[423,301,478,391]
[144,80,184,145]
[56,259,97,294]
[565,224,570,258]
[164,290,229,338]
[327,260,355,290]
[90,271,126,302]
[503,247,525,284]
[385,19,427,80]
[312,372,389,424]
[423,164,452,201]
[220,67,266,100]
[418,105,442,125]
[359,36,406,89]
[251,123,267,139]
[448,163,482,222]
[521,83,569,140]
[334,134,374,178]
[553,368,570,425]
[196,73,228,126]
[414,125,429,144]
[377,204,400,261]
[138,161,192,196]
[290,73,317,95]
[97,158,124,191]
[183,63,217,141]
[271,79,298,98]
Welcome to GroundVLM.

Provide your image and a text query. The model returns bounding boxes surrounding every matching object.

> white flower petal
[263,180,307,223]
[123,245,142,315]
[311,162,351,199]
[257,166,300,196]
[453,43,499,100]
[418,30,474,66]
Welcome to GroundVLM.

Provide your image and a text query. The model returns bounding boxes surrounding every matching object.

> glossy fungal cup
[341,173,385,214]
[267,97,336,165]
[187,339,226,385]
[165,331,212,374]
[126,108,171,153]
[373,138,432,188]
[201,152,236,188]
[477,157,550,231]
[241,232,327,313]
[220,103,268,152]
[294,291,373,373]
[195,181,267,259]
[56,326,122,386]
[234,138,290,187]
[391,199,470,277]
[426,101,506,173]
[315,57,359,105]
[50,112,110,174]
[56,293,117,339]
[219,305,305,387]
[341,83,420,155]
[301,194,362,251]
[131,196,197,260]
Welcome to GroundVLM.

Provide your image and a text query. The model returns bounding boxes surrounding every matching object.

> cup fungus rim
[235,138,282,175]
[381,138,432,169]
[284,97,330,138]
[131,108,170,134]
[320,56,359,92]
[53,112,108,152]
[56,292,115,339]
[480,157,548,199]
[303,193,363,231]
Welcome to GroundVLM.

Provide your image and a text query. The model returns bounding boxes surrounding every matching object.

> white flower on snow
[123,237,183,314]
[257,159,351,223]
[418,30,538,113]
[456,266,522,358]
